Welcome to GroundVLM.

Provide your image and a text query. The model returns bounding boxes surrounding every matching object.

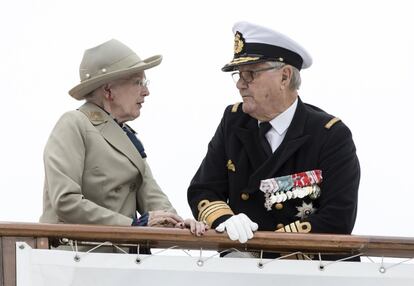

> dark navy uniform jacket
[188,97,360,235]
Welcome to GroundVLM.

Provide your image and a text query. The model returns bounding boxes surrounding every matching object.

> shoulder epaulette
[231,102,242,113]
[87,111,104,121]
[324,117,341,129]
[78,108,106,124]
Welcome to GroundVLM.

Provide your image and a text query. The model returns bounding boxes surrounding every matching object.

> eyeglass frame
[231,65,280,84]
[135,78,150,87]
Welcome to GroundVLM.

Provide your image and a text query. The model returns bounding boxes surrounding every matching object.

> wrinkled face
[109,72,149,123]
[235,62,288,121]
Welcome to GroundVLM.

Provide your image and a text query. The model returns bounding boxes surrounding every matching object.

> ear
[281,66,293,83]
[103,84,111,93]
[102,84,113,100]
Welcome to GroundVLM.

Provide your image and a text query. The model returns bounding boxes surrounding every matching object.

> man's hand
[215,213,258,243]
[148,210,183,227]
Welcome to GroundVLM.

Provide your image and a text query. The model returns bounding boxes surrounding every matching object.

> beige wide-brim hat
[69,39,162,100]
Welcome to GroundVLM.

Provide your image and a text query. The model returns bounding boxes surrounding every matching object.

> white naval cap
[222,21,312,72]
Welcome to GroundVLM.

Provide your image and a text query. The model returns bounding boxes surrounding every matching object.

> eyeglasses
[136,78,150,87]
[231,66,279,84]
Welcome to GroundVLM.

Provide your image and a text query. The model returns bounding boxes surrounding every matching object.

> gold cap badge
[233,32,245,55]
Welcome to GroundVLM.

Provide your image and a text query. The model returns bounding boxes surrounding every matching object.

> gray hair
[267,61,301,90]
[83,87,105,106]
[83,75,132,103]
[83,89,98,101]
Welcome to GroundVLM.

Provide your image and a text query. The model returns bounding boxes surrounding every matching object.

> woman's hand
[147,210,184,227]
[176,219,209,236]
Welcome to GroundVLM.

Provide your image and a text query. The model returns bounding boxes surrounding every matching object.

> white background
[1,0,413,238]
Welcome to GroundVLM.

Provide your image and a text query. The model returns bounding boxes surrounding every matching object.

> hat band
[80,53,142,82]
[236,43,303,70]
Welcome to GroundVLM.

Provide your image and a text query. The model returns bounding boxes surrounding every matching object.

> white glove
[215,213,258,243]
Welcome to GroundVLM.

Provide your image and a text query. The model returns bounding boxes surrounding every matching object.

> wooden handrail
[1,221,414,257]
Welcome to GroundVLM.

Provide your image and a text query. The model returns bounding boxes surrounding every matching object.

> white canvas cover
[16,242,414,286]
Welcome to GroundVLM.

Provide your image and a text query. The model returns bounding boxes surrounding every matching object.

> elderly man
[188,22,360,247]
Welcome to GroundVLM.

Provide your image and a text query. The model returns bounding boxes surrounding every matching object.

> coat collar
[78,102,145,174]
[234,97,311,192]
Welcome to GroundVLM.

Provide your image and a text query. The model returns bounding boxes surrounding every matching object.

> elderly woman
[40,39,206,236]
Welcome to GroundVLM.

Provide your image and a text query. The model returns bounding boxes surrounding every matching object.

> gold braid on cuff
[197,200,234,227]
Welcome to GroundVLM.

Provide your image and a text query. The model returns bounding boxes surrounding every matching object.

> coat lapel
[235,118,268,170]
[78,103,145,174]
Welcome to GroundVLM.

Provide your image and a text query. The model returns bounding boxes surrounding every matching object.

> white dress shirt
[259,98,298,153]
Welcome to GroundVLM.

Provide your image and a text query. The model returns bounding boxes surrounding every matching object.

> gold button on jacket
[241,193,250,200]
[275,203,284,210]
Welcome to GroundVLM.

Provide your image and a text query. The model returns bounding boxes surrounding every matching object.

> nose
[236,77,248,90]
[142,86,150,97]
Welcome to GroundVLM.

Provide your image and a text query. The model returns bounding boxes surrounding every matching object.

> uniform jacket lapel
[247,97,311,188]
[78,103,145,174]
[235,118,268,171]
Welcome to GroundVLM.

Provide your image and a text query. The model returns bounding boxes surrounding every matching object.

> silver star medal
[295,202,316,219]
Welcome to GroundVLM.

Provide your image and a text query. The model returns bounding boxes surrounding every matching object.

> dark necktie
[122,126,147,158]
[259,121,272,156]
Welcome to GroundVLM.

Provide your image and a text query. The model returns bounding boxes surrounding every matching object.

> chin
[128,112,140,122]
[242,103,254,115]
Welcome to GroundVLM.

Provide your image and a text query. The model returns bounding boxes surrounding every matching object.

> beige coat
[40,102,175,226]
